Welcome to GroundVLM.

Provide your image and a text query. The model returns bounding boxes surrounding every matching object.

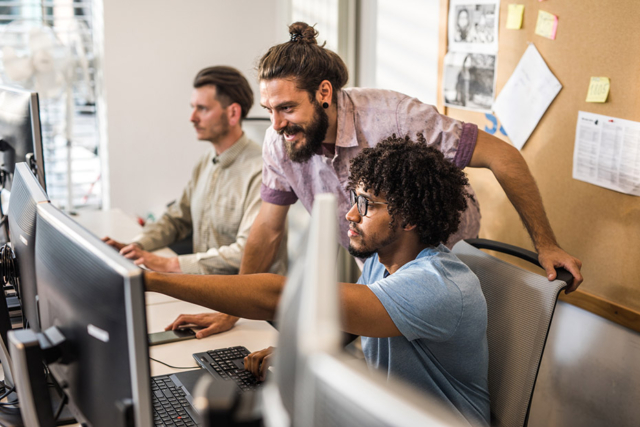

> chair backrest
[452,240,567,427]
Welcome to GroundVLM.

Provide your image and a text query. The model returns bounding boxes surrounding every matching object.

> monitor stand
[0,383,76,426]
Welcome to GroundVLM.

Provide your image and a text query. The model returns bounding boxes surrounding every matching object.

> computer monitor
[263,193,465,427]
[7,162,49,332]
[12,202,152,426]
[303,352,465,427]
[0,85,47,191]
[262,193,342,426]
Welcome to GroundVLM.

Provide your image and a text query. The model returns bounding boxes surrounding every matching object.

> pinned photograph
[448,0,500,53]
[443,52,497,113]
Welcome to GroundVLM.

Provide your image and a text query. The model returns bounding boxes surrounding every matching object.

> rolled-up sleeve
[260,128,298,205]
[396,96,478,169]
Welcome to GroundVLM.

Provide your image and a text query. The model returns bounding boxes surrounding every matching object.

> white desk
[73,208,279,375]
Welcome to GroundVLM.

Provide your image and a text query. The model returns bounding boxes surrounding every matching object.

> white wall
[529,301,640,426]
[357,0,440,105]
[99,0,288,218]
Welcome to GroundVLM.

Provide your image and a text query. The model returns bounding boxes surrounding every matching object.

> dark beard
[347,244,376,260]
[347,222,400,260]
[281,100,329,163]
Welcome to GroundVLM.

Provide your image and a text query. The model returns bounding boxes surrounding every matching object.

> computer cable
[0,244,19,299]
[0,386,17,406]
[149,357,201,370]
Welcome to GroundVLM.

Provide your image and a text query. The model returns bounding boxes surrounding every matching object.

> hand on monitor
[244,346,275,382]
[165,312,239,339]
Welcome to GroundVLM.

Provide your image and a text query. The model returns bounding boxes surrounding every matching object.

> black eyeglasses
[349,189,388,217]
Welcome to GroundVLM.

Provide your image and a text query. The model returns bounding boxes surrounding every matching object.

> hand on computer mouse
[244,346,275,382]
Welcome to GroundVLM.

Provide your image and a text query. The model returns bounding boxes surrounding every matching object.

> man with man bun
[168,22,582,337]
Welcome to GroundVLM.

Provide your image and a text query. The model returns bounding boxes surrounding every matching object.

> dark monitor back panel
[7,163,48,331]
[0,86,46,191]
[35,203,151,427]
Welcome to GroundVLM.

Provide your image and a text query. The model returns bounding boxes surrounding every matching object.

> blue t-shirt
[360,244,490,426]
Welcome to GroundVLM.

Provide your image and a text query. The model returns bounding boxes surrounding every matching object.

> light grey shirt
[134,134,287,275]
[361,245,490,426]
[260,87,481,249]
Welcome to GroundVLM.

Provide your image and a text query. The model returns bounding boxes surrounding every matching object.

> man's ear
[403,223,417,232]
[227,103,242,126]
[316,80,333,106]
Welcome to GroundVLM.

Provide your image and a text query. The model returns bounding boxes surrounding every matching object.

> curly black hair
[348,134,471,247]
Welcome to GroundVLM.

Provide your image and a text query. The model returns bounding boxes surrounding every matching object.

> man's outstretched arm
[164,201,291,338]
[150,270,401,338]
[468,130,583,291]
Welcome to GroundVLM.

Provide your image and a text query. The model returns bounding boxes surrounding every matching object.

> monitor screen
[0,85,46,191]
[7,162,49,333]
[34,202,152,427]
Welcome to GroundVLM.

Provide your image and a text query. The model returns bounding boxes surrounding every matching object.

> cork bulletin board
[437,0,640,315]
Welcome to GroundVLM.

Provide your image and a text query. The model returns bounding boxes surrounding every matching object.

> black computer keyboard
[193,346,262,392]
[151,375,197,426]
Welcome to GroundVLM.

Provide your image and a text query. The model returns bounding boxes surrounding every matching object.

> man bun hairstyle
[193,66,254,120]
[258,22,349,102]
[348,135,471,247]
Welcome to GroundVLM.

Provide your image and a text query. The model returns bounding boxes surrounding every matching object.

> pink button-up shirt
[261,88,481,249]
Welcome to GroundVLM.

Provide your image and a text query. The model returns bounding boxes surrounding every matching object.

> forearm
[239,203,288,274]
[135,212,191,251]
[145,272,285,320]
[472,132,557,250]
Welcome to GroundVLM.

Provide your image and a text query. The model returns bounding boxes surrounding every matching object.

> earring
[322,102,329,109]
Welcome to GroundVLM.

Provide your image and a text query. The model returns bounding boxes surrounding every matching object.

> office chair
[452,239,572,427]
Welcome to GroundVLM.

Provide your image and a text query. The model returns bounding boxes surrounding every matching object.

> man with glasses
[168,21,582,337]
[151,136,490,426]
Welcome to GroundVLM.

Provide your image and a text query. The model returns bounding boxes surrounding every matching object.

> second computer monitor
[7,162,49,332]
[35,203,152,427]
[0,85,46,191]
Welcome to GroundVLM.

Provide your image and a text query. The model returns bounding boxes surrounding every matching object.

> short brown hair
[193,66,253,119]
[257,22,349,102]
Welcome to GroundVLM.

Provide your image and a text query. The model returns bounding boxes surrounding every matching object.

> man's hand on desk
[165,312,239,339]
[125,248,182,273]
[537,245,583,293]
[244,346,275,382]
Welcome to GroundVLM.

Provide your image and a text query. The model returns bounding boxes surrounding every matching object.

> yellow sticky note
[535,10,558,40]
[586,77,610,103]
[506,4,525,29]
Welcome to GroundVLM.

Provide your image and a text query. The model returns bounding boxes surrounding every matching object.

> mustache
[277,124,304,136]
[349,222,362,235]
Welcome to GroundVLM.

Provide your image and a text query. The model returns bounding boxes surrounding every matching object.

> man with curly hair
[147,137,490,426]
[169,21,581,336]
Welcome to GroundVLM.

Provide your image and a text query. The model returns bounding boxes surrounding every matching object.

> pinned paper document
[492,44,562,150]
[586,77,610,103]
[506,4,525,29]
[535,10,558,39]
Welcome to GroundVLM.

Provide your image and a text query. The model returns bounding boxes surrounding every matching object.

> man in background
[104,67,287,297]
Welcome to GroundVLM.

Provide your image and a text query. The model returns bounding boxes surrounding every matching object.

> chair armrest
[464,238,573,288]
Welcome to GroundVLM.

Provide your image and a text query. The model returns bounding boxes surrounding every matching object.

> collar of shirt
[313,90,358,159]
[212,133,251,168]
[334,90,359,149]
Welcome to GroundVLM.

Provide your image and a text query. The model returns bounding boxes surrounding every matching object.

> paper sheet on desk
[573,111,640,196]
[493,44,562,150]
